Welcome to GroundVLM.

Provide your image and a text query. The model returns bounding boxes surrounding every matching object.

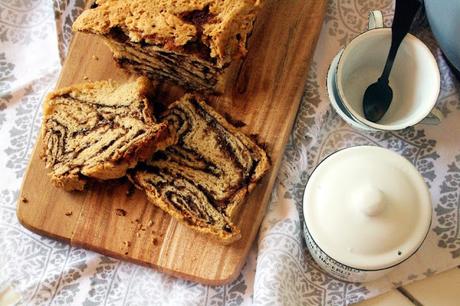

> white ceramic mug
[332,11,442,131]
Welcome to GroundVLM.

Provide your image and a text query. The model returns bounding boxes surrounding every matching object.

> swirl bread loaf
[72,0,264,93]
[41,77,173,191]
[130,94,270,243]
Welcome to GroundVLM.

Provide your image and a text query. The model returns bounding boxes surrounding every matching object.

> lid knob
[355,184,386,217]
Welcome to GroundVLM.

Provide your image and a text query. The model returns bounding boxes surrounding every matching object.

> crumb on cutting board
[21,196,28,203]
[115,208,127,216]
[65,211,72,216]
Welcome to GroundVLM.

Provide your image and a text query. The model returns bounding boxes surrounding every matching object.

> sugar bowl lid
[303,146,432,270]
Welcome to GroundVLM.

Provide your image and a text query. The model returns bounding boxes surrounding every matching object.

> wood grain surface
[17,0,327,285]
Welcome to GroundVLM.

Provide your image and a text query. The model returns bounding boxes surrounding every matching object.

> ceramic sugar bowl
[302,146,432,282]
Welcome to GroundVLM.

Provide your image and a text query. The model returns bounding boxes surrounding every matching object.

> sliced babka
[41,77,173,191]
[72,0,264,93]
[130,94,270,244]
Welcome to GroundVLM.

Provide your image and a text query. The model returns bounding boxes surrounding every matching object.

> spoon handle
[380,0,421,82]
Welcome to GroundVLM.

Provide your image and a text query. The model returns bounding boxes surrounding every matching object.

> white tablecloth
[1,0,459,305]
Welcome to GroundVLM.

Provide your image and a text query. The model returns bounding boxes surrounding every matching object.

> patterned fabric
[0,0,459,305]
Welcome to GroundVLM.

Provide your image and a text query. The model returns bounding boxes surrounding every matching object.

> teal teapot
[424,0,460,76]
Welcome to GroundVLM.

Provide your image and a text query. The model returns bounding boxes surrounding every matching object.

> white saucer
[326,49,375,131]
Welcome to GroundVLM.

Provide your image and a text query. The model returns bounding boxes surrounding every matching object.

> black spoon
[363,0,421,123]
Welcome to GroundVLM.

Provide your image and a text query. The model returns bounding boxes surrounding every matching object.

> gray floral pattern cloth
[0,0,459,305]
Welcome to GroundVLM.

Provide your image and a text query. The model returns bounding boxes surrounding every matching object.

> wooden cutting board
[17,0,326,285]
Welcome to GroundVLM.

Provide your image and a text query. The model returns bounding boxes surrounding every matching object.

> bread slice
[130,94,270,243]
[41,77,173,191]
[72,0,264,92]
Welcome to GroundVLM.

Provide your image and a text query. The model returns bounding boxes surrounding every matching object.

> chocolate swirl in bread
[103,31,222,92]
[131,94,270,243]
[42,77,172,191]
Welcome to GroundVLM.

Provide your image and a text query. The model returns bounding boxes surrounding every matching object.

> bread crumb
[124,251,128,255]
[123,241,131,247]
[115,208,127,216]
[83,75,89,80]
[92,55,99,60]
[65,211,73,216]
[21,196,28,203]
[152,238,158,246]
[147,220,153,227]
[136,232,141,238]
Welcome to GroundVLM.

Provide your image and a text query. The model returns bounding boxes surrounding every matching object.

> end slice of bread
[42,77,174,191]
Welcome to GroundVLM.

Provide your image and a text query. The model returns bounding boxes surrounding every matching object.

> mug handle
[368,11,384,30]
[419,107,443,125]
